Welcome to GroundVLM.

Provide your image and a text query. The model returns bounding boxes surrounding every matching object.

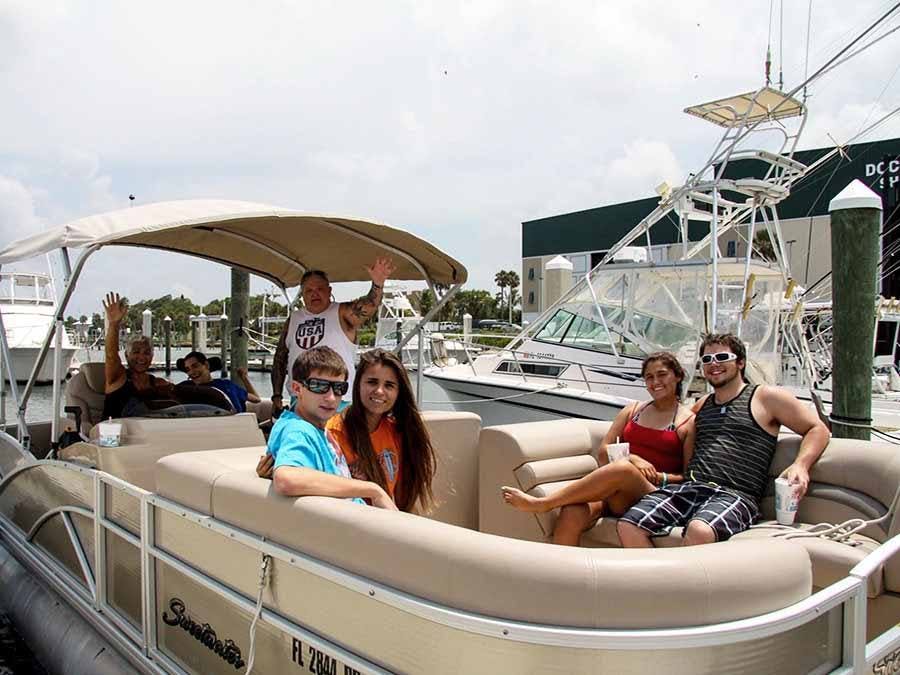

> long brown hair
[341,349,436,512]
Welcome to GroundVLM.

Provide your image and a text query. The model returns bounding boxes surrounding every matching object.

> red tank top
[621,403,686,474]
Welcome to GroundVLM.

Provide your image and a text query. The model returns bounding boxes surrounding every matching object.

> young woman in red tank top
[501,351,695,546]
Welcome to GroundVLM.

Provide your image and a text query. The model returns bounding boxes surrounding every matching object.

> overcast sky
[2,1,900,316]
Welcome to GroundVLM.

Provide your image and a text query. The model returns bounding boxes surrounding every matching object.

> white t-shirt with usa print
[285,302,357,401]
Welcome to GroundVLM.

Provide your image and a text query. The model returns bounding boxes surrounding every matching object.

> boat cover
[684,87,805,127]
[0,200,467,287]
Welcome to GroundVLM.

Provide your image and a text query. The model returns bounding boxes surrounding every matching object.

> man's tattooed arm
[341,282,384,329]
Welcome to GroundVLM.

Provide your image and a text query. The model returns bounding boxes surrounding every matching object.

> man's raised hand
[366,257,396,287]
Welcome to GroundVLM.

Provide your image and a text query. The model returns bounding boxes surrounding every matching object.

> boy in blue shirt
[264,346,397,509]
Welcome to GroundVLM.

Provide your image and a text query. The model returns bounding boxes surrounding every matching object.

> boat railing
[1,457,898,673]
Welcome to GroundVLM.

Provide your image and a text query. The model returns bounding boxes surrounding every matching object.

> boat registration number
[292,637,362,675]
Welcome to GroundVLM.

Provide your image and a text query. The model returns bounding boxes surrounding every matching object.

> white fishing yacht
[425,75,900,429]
[0,272,77,384]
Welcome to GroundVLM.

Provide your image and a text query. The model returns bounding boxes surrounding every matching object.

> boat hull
[423,367,636,424]
[5,346,77,384]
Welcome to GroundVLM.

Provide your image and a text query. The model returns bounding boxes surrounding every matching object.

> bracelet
[372,283,382,289]
[660,472,668,488]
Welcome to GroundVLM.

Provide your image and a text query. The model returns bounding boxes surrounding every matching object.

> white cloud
[0,175,43,241]
[0,0,898,312]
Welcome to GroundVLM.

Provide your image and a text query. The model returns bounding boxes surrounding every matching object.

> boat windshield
[528,260,785,380]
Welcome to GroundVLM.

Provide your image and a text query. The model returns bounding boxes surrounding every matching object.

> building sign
[865,158,900,190]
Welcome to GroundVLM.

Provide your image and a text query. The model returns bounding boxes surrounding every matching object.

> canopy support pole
[395,282,462,354]
[0,266,27,446]
[19,246,99,423]
[49,249,73,453]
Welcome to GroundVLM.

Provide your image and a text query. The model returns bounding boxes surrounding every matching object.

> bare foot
[501,486,550,513]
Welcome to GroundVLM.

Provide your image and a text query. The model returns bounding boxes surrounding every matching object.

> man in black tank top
[618,333,830,547]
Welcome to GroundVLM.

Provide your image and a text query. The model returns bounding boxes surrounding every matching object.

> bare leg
[617,520,653,548]
[552,501,604,546]
[682,520,716,546]
[502,461,651,513]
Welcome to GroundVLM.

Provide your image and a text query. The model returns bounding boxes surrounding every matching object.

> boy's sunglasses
[700,352,738,365]
[302,378,349,396]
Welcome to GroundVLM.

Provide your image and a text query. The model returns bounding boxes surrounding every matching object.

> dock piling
[163,315,172,375]
[830,179,882,440]
[230,269,249,381]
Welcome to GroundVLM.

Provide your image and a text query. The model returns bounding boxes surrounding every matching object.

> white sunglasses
[700,352,738,365]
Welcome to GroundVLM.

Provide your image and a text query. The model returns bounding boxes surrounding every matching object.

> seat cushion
[732,523,883,597]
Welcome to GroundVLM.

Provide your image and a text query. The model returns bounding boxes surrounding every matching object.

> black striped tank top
[686,384,778,504]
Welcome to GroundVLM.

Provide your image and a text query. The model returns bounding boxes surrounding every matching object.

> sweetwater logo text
[162,598,246,670]
[295,317,326,350]
[874,646,900,675]
[865,157,900,190]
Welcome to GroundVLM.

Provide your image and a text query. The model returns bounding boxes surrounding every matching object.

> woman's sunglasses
[700,352,738,365]
[302,378,349,396]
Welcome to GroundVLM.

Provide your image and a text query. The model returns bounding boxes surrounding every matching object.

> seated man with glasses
[617,332,830,547]
[265,346,398,509]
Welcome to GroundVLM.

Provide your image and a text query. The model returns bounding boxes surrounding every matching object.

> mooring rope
[244,552,272,675]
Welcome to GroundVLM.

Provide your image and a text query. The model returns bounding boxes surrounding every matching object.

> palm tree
[494,271,508,319]
[504,270,520,323]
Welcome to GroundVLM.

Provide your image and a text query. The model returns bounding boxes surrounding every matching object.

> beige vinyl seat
[65,362,107,434]
[61,413,266,491]
[478,418,900,638]
[154,411,812,629]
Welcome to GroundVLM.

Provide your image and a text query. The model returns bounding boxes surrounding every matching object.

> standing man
[617,333,830,547]
[271,257,396,414]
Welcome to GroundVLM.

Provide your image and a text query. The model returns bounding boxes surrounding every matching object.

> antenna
[803,0,813,102]
[779,0,784,90]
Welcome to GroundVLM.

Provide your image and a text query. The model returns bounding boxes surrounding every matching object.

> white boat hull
[424,367,641,423]
[5,346,77,384]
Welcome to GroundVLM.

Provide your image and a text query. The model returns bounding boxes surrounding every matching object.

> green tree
[504,270,520,323]
[494,271,508,320]
[454,290,498,323]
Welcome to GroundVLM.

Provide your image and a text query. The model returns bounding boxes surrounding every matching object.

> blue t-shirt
[267,410,362,504]
[210,378,248,412]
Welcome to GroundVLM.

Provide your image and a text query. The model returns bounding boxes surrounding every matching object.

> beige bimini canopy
[684,87,805,128]
[0,199,467,287]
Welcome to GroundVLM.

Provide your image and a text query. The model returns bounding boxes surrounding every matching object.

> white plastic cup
[98,422,122,448]
[774,477,800,525]
[607,442,630,463]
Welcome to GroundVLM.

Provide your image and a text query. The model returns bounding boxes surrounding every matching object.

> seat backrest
[421,410,481,528]
[767,434,900,592]
[478,418,611,541]
[61,412,266,490]
[65,362,107,434]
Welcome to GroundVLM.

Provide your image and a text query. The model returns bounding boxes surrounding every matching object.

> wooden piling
[163,316,172,375]
[230,269,249,382]
[830,179,883,440]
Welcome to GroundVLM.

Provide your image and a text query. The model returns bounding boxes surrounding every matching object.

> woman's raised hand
[103,292,127,323]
